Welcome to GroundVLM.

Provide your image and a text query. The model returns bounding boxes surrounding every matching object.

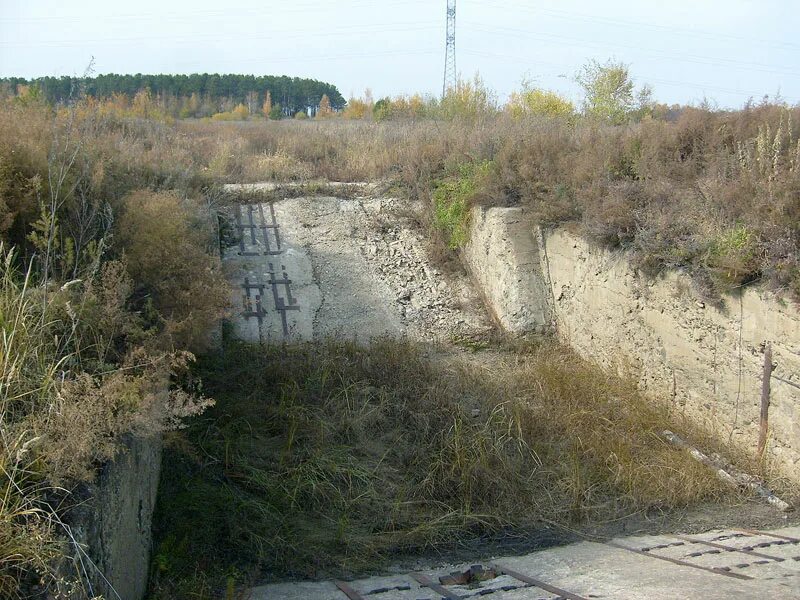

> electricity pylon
[443,0,456,97]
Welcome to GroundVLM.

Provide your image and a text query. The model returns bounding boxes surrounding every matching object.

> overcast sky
[1,0,797,107]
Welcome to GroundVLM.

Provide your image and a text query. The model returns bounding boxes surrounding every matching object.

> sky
[1,0,798,108]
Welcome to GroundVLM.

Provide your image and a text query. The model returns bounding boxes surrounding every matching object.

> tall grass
[8,96,794,301]
[0,250,63,598]
[0,96,226,597]
[150,338,727,598]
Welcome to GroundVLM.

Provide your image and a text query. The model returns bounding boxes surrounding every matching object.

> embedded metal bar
[257,203,283,255]
[334,580,365,600]
[247,205,258,244]
[235,205,246,255]
[241,278,268,323]
[493,564,589,600]
[408,572,464,600]
[281,266,297,306]
[736,528,800,543]
[606,541,753,580]
[267,264,300,337]
[270,202,282,249]
[673,535,784,562]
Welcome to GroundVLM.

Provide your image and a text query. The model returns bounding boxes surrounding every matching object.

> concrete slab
[247,527,800,600]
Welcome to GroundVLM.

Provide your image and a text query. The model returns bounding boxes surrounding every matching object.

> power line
[443,0,457,96]
[461,22,800,79]
[486,2,800,53]
[0,22,437,49]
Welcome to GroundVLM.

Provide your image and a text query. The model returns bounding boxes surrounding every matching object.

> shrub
[439,74,498,121]
[0,246,213,595]
[575,59,651,124]
[268,104,284,120]
[705,224,763,289]
[507,86,575,119]
[115,190,229,352]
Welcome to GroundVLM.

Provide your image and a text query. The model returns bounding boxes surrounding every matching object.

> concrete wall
[464,207,552,335]
[464,206,800,479]
[68,433,163,600]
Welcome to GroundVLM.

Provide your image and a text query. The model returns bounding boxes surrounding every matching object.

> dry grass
[0,244,217,597]
[10,97,792,303]
[150,338,728,598]
[0,99,225,597]
[174,104,800,301]
[2,93,798,598]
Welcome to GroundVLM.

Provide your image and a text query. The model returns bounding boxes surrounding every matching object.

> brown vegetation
[2,76,799,597]
[170,99,800,301]
[0,95,226,596]
[150,338,728,598]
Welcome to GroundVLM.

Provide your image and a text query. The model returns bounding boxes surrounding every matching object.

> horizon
[1,0,798,108]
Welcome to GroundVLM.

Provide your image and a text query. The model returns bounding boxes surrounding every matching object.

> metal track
[493,564,590,600]
[234,204,283,257]
[334,580,365,600]
[233,203,300,339]
[673,534,785,562]
[409,572,464,600]
[737,528,800,544]
[606,541,753,580]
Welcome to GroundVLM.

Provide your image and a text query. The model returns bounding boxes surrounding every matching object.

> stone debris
[222,192,492,344]
[355,202,491,341]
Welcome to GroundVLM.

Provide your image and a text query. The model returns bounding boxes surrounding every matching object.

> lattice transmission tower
[442,0,457,97]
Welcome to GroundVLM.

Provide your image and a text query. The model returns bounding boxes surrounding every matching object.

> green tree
[575,59,649,124]
[269,103,283,120]
[373,98,391,121]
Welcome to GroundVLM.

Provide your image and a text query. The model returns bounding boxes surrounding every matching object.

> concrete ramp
[222,195,491,344]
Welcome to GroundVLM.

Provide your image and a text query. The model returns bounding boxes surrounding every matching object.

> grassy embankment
[146,98,800,596]
[178,101,800,301]
[150,338,732,598]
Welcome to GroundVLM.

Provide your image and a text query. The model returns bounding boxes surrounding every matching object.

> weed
[432,161,492,249]
[705,224,762,289]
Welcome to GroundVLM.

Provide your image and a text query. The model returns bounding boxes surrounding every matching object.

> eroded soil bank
[465,205,800,481]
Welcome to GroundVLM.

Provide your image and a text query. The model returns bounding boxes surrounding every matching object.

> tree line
[0,73,346,118]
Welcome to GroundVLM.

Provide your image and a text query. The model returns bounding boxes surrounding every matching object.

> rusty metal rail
[673,534,785,562]
[493,564,590,600]
[334,580,365,600]
[409,572,464,599]
[606,541,753,580]
[737,528,800,543]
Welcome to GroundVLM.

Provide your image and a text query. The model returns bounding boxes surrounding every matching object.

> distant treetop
[0,73,346,116]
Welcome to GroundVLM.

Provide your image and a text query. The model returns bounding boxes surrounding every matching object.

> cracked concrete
[221,193,492,344]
